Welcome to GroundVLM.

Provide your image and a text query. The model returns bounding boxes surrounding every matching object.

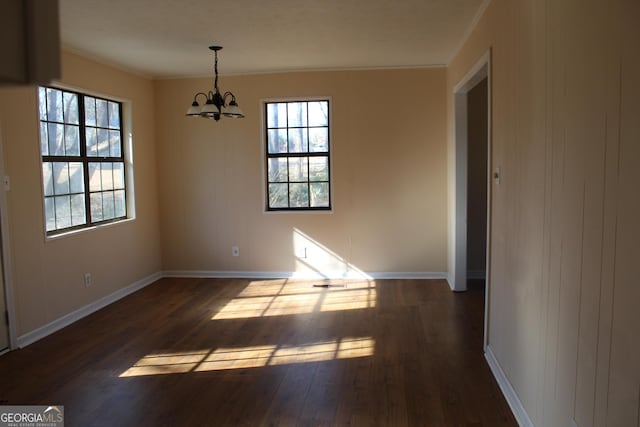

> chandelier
[186,45,244,121]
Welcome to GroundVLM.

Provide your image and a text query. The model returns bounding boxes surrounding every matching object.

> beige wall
[155,69,448,276]
[0,51,162,336]
[448,0,640,425]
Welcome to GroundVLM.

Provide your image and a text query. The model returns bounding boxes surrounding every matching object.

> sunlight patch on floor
[211,281,376,320]
[119,337,374,377]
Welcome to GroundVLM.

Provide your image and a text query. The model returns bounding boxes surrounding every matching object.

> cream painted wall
[448,0,640,426]
[0,51,162,336]
[155,69,448,276]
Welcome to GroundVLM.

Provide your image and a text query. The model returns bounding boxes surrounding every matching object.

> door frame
[452,49,492,349]
[0,123,17,352]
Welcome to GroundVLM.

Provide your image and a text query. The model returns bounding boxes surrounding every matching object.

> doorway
[466,78,488,290]
[0,125,14,353]
[452,50,491,348]
[0,248,8,352]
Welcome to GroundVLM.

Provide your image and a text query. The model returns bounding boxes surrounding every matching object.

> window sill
[263,209,334,215]
[44,217,135,242]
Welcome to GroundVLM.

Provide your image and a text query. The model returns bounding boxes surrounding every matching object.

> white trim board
[162,270,448,281]
[16,272,162,348]
[485,345,534,427]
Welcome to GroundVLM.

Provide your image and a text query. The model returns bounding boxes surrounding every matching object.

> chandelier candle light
[186,45,244,121]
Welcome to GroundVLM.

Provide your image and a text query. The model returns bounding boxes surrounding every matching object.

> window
[38,86,127,234]
[265,100,331,211]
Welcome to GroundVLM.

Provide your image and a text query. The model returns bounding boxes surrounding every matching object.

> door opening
[466,77,488,290]
[452,50,491,349]
[0,124,15,353]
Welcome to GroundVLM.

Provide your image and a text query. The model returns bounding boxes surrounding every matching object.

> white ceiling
[59,0,487,79]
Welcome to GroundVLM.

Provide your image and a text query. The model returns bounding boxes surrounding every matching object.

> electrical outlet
[232,246,240,257]
[84,273,92,288]
[296,247,307,259]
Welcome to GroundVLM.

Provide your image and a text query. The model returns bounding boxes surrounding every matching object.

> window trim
[262,97,333,213]
[37,84,135,239]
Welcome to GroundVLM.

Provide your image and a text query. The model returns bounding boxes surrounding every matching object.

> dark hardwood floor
[0,278,516,426]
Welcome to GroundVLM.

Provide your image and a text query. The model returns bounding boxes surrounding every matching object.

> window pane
[113,163,125,189]
[267,129,288,154]
[309,127,328,152]
[98,129,110,157]
[308,101,328,126]
[96,99,108,127]
[309,157,329,181]
[287,102,307,127]
[40,123,49,155]
[65,125,80,156]
[90,193,103,222]
[288,157,308,182]
[268,184,288,208]
[103,191,115,219]
[44,197,56,231]
[69,162,84,193]
[85,97,96,126]
[268,158,288,182]
[52,162,70,195]
[39,87,47,121]
[267,103,287,128]
[42,163,54,196]
[86,128,97,156]
[109,130,122,157]
[70,194,86,226]
[310,183,330,207]
[289,183,309,208]
[46,88,63,122]
[114,189,126,217]
[63,92,79,124]
[288,128,308,153]
[108,101,120,128]
[54,195,71,229]
[101,163,114,190]
[48,123,64,155]
[89,163,101,191]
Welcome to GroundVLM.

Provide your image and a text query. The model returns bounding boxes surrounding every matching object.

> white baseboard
[485,345,534,427]
[16,271,162,348]
[162,270,448,281]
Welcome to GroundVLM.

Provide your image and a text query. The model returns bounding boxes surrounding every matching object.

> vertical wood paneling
[449,0,640,426]
[605,1,640,421]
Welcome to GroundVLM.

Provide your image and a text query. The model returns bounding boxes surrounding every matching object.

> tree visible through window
[265,100,331,210]
[39,86,127,234]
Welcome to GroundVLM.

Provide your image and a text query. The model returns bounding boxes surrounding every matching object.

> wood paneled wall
[448,0,640,425]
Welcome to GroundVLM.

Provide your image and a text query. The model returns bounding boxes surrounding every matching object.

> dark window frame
[39,85,128,235]
[264,99,332,211]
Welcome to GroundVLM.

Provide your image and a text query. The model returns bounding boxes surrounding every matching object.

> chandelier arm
[193,92,209,102]
[222,91,236,104]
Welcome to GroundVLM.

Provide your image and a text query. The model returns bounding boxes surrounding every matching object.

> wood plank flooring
[0,278,516,426]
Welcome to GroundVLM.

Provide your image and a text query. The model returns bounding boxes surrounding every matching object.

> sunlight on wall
[211,279,377,320]
[119,337,375,377]
[292,228,371,279]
